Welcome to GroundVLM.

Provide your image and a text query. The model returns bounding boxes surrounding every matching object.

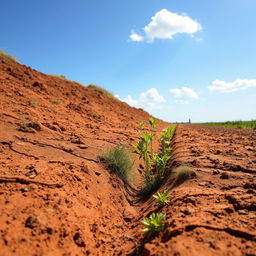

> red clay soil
[0,58,255,256]
[141,124,256,256]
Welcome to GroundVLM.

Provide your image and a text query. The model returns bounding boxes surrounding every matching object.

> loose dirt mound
[0,59,255,256]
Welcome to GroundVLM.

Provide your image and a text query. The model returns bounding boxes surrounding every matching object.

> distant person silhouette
[189,118,191,124]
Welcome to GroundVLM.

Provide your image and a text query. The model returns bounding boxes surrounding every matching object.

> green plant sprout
[152,154,170,174]
[131,132,154,175]
[160,124,177,156]
[132,118,177,194]
[148,117,157,160]
[141,212,166,235]
[132,118,157,170]
[149,117,157,129]
[153,190,170,207]
[138,121,145,127]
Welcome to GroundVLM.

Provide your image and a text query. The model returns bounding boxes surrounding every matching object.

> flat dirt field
[0,59,255,255]
[143,124,256,255]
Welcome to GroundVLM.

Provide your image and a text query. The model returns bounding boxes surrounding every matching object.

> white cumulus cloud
[123,95,138,107]
[140,88,165,107]
[129,9,202,42]
[207,78,256,93]
[130,30,144,42]
[170,87,199,104]
[122,88,165,110]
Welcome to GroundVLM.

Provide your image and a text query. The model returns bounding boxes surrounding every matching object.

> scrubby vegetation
[88,84,117,100]
[0,50,16,62]
[201,120,256,129]
[100,118,177,195]
[100,145,133,182]
[100,118,179,238]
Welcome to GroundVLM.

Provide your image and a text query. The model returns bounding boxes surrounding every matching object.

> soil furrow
[139,124,256,255]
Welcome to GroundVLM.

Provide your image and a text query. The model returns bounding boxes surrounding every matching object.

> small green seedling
[131,132,154,174]
[141,212,166,235]
[149,117,157,129]
[139,121,145,127]
[153,190,170,207]
[152,154,170,174]
[132,118,177,195]
[160,124,176,155]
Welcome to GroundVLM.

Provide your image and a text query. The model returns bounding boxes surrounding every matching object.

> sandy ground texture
[0,58,255,256]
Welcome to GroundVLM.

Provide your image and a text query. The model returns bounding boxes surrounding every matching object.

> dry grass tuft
[169,166,195,189]
[100,145,133,182]
[49,74,68,80]
[87,84,117,100]
[49,75,85,88]
[0,50,17,62]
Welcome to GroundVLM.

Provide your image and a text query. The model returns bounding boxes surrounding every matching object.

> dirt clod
[73,232,86,247]
[25,216,38,229]
[220,172,229,179]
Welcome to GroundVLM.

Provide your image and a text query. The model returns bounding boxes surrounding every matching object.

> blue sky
[1,0,256,122]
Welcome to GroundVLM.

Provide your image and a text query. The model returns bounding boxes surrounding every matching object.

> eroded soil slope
[0,58,169,256]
